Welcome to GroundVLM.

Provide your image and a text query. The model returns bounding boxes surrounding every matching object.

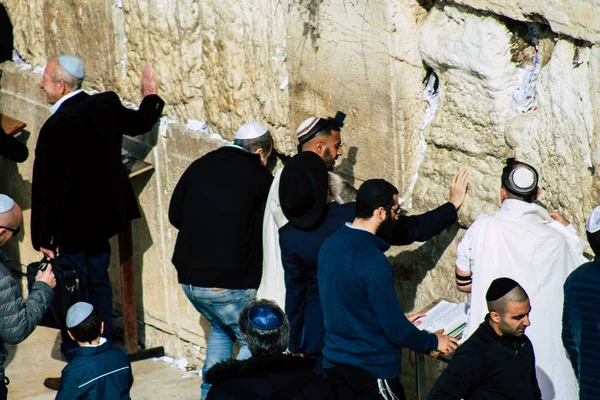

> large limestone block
[420,5,518,159]
[1,0,46,67]
[289,0,399,185]
[452,0,600,44]
[122,0,290,152]
[42,0,119,91]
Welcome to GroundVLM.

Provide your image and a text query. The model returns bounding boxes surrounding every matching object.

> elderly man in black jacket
[0,194,56,400]
[428,278,542,400]
[169,121,273,400]
[32,55,164,387]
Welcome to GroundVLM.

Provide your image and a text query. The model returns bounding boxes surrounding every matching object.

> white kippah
[235,122,268,140]
[58,55,85,80]
[66,302,94,329]
[0,195,15,214]
[512,168,535,190]
[586,206,600,233]
[296,117,320,140]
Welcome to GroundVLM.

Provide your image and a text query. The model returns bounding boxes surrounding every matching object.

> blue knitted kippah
[248,304,284,331]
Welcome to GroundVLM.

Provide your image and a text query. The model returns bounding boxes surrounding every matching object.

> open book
[416,300,469,339]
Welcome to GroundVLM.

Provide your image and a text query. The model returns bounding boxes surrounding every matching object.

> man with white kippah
[562,205,600,400]
[169,121,273,400]
[259,112,345,308]
[456,158,586,400]
[33,55,164,389]
[0,194,56,399]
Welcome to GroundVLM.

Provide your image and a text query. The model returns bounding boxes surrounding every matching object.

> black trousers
[58,243,112,359]
[0,377,9,400]
[326,365,405,400]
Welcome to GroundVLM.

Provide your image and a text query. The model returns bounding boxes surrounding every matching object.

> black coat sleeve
[390,202,457,246]
[111,93,165,136]
[427,345,484,399]
[0,127,28,163]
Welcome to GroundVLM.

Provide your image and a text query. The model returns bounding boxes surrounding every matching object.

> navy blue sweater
[318,224,438,379]
[562,257,600,400]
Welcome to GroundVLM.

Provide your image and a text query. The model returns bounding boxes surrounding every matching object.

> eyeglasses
[0,226,20,236]
[383,206,401,218]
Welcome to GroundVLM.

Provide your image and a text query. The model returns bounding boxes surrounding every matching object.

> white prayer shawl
[457,199,587,400]
[258,168,287,308]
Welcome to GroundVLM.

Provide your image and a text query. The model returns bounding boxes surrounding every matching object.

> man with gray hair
[428,277,541,399]
[204,299,330,399]
[169,122,274,400]
[32,55,164,388]
[0,194,56,399]
[455,158,585,399]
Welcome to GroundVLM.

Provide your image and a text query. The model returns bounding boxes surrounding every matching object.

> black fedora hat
[279,152,328,229]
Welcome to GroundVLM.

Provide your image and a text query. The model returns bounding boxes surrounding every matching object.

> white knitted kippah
[0,195,15,214]
[586,206,600,233]
[235,122,268,140]
[296,117,320,140]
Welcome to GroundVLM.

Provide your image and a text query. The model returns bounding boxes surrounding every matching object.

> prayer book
[1,114,26,136]
[416,299,469,339]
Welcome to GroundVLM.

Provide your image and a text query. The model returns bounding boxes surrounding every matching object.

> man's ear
[67,330,76,341]
[500,188,507,202]
[534,187,540,201]
[253,147,263,157]
[100,321,104,335]
[489,311,501,324]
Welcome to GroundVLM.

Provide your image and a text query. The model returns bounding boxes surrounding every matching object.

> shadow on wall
[389,222,460,312]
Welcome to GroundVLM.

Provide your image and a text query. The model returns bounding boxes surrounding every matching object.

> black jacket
[427,317,542,400]
[205,354,331,400]
[169,146,273,289]
[31,91,164,252]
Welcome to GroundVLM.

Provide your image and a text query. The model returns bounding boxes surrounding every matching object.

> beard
[376,212,396,243]
[322,148,336,171]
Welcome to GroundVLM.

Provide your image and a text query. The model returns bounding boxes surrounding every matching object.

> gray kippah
[0,195,15,214]
[58,55,85,80]
[66,302,94,328]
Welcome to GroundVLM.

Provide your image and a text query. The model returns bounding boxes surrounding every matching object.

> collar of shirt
[81,336,107,348]
[226,144,249,152]
[49,89,84,115]
[345,222,372,234]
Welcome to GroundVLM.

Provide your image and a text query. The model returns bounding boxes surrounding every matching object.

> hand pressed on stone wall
[141,62,158,97]
[449,168,470,210]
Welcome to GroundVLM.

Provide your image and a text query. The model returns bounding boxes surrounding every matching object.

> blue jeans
[181,285,256,400]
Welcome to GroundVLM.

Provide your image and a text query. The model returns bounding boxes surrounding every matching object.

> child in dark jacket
[56,302,133,400]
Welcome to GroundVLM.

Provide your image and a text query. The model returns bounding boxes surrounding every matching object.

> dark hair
[238,299,289,356]
[587,230,600,256]
[501,158,539,203]
[68,308,103,343]
[355,179,399,219]
[233,131,273,155]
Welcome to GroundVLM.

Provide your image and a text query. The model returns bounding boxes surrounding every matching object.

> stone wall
[1,0,599,397]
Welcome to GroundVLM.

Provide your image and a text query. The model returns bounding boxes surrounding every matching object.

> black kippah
[486,277,520,302]
[356,179,396,208]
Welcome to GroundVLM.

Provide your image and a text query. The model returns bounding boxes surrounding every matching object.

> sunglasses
[0,226,20,236]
